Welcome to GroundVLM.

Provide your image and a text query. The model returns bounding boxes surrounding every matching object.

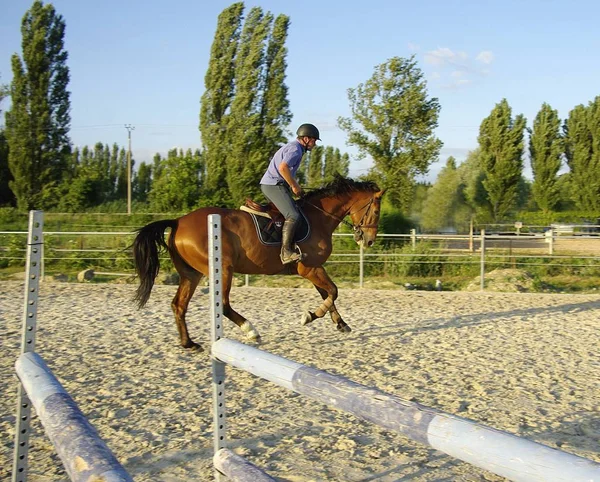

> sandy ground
[1,281,599,481]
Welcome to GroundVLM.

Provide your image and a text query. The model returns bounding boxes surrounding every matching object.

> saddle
[241,199,285,228]
[239,198,310,246]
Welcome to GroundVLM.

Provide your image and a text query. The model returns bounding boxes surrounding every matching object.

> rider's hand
[292,184,304,197]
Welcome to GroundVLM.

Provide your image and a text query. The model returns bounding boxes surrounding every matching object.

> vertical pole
[480,229,485,291]
[359,244,364,288]
[209,214,226,481]
[125,124,135,215]
[12,210,43,482]
[469,217,474,252]
[410,228,416,250]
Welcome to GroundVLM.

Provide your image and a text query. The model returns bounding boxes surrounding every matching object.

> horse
[132,176,385,351]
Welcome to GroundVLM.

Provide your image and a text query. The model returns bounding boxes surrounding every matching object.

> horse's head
[349,189,386,247]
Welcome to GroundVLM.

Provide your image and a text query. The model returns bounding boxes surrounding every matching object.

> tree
[226,7,272,206]
[133,162,153,203]
[338,56,442,210]
[0,77,14,206]
[200,5,292,207]
[564,97,600,211]
[420,157,470,232]
[5,1,71,210]
[529,103,563,213]
[306,145,323,187]
[148,149,203,212]
[457,149,491,224]
[199,2,244,206]
[478,99,526,220]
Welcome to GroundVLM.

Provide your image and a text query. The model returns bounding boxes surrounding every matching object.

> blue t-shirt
[260,140,305,185]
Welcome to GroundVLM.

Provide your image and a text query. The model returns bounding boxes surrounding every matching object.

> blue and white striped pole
[212,338,600,482]
[15,352,132,482]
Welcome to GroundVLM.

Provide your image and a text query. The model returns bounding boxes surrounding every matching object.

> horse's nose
[367,240,374,247]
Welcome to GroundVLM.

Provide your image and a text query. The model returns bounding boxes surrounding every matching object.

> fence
[207,214,600,481]
[2,227,600,289]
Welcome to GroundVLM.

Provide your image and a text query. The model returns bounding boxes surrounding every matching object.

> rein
[302,196,377,233]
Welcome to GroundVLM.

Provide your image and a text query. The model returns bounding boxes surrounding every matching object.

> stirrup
[280,245,306,265]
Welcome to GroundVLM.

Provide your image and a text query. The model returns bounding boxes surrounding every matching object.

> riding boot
[280,219,302,264]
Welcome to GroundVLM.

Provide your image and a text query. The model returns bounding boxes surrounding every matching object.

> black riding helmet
[296,123,321,140]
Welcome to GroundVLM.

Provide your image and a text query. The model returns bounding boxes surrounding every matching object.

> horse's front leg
[221,265,261,342]
[297,265,351,333]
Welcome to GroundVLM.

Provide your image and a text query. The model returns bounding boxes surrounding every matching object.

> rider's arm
[279,162,303,196]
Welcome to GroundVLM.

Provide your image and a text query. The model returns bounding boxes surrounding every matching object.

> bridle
[303,196,378,239]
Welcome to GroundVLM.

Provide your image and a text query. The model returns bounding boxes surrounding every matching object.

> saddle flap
[244,198,285,224]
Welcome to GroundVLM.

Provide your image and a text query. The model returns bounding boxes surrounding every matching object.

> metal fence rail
[1,229,599,288]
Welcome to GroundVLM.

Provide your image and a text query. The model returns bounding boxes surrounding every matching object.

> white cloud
[476,50,494,64]
[424,47,468,68]
[424,47,493,90]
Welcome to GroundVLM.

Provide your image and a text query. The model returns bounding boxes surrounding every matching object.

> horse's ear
[375,189,386,199]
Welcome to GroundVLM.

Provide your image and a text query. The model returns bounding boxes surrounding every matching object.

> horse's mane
[302,175,380,202]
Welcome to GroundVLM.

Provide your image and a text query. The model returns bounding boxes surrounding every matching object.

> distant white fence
[2,227,600,288]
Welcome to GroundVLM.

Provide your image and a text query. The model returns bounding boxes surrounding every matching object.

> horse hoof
[301,311,313,326]
[337,324,351,333]
[183,342,204,352]
[246,330,261,342]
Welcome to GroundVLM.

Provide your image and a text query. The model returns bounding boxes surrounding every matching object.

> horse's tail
[132,219,178,309]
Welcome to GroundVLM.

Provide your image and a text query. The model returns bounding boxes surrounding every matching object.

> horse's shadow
[312,299,600,345]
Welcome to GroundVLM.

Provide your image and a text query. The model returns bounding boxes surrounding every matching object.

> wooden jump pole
[15,352,132,482]
[208,216,600,482]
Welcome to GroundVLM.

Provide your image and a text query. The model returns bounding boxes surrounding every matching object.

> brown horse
[132,176,385,350]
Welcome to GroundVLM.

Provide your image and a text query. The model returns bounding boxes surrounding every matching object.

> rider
[260,123,320,264]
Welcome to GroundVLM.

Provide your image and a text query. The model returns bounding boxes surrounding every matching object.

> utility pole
[125,124,135,215]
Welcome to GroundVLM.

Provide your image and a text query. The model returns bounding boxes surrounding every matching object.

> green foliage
[420,157,469,232]
[564,96,600,211]
[199,4,292,207]
[338,56,442,210]
[5,1,71,210]
[478,99,526,221]
[148,149,203,212]
[529,103,563,212]
[200,2,243,205]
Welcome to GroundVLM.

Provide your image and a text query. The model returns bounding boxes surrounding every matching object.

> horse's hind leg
[221,265,261,342]
[172,272,202,350]
[298,265,351,333]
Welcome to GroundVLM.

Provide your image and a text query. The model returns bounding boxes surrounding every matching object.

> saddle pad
[248,210,310,246]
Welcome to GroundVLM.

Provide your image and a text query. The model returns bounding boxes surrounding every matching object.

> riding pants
[260,183,300,223]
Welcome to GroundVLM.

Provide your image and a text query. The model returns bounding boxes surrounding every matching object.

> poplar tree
[338,56,442,210]
[199,2,243,206]
[227,7,271,206]
[307,145,323,187]
[529,103,563,213]
[564,97,600,211]
[421,157,465,232]
[259,14,291,159]
[5,1,71,210]
[133,162,153,202]
[478,99,526,220]
[0,79,14,206]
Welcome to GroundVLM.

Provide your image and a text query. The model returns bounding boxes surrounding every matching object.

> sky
[1,0,599,182]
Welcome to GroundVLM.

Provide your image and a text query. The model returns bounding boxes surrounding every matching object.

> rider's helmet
[296,123,321,140]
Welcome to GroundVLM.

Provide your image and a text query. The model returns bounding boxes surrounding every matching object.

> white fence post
[480,229,485,291]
